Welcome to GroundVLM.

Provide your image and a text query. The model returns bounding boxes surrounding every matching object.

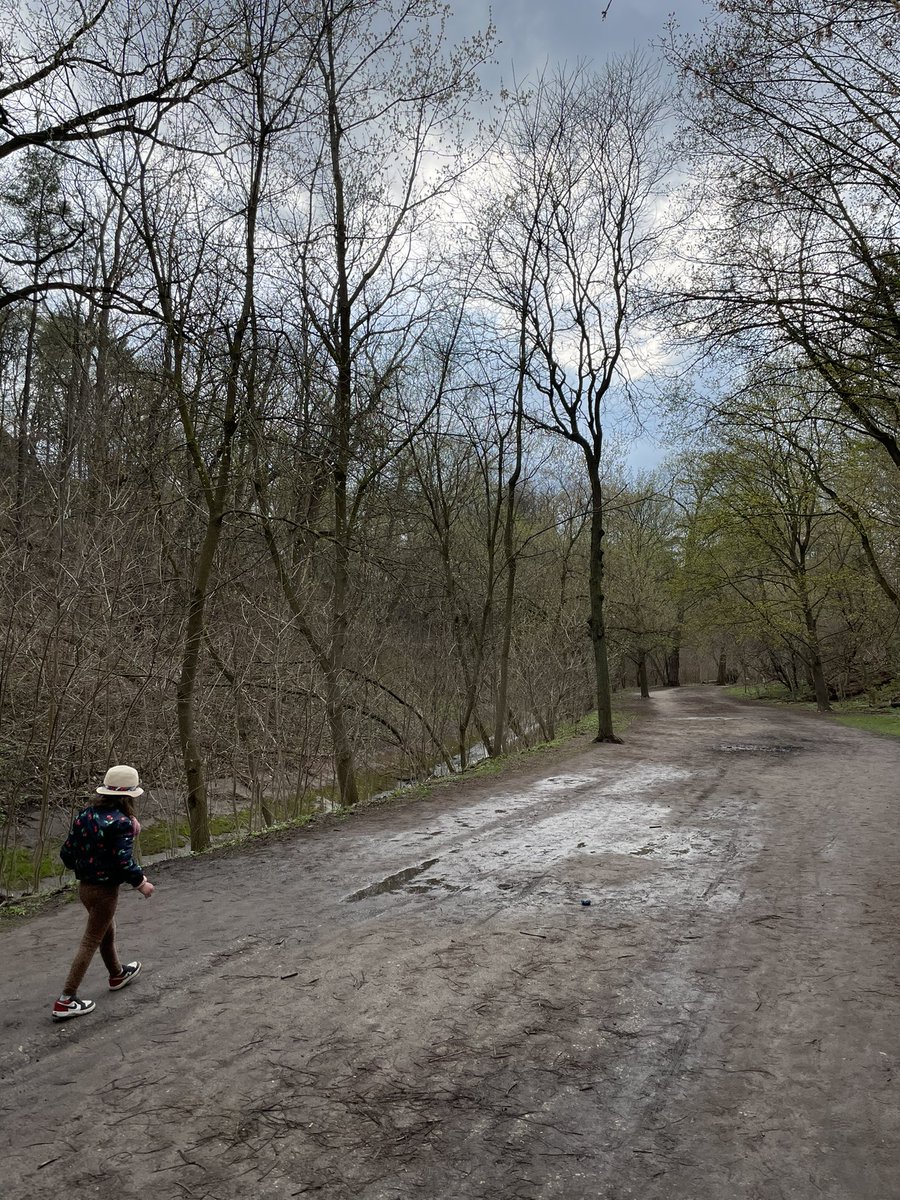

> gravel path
[2,686,898,1199]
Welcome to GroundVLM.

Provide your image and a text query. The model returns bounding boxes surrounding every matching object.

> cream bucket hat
[96,764,144,797]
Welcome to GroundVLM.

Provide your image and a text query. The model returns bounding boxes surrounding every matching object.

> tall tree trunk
[494,553,517,756]
[494,335,526,756]
[588,477,621,743]
[325,501,359,808]
[173,93,264,846]
[14,295,39,547]
[324,14,361,808]
[205,635,273,827]
[326,667,358,807]
[177,517,223,851]
[716,649,728,686]
[800,598,831,712]
[255,480,356,806]
[432,532,489,770]
[665,645,681,687]
[666,612,683,686]
[637,650,650,699]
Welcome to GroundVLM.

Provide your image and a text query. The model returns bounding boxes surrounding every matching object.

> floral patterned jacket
[60,805,144,887]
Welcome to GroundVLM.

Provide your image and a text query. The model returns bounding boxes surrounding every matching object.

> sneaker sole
[109,962,142,991]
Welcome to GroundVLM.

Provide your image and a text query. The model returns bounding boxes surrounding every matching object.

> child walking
[53,764,155,1021]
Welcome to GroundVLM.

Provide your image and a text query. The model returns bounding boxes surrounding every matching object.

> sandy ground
[1,686,898,1200]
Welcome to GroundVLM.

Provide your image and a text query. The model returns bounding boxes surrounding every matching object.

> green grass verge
[0,887,77,922]
[727,683,900,739]
[0,846,61,891]
[136,811,249,856]
[829,712,900,738]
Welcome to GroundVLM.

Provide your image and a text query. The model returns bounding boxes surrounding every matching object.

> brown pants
[62,883,123,996]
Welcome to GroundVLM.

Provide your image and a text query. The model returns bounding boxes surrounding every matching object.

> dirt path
[2,686,899,1200]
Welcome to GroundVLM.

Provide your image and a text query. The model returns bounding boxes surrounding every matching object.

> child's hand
[137,878,155,898]
[132,817,142,836]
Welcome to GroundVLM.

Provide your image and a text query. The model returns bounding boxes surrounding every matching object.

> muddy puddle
[345,857,441,901]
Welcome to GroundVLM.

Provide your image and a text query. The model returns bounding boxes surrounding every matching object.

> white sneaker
[52,996,96,1021]
[109,961,142,991]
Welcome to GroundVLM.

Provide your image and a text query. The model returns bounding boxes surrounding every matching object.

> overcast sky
[450,0,710,86]
[445,1,716,472]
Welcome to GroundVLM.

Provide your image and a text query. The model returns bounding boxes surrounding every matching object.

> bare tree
[485,58,674,742]
[93,0,314,849]
[0,150,79,542]
[254,0,492,806]
[0,0,244,311]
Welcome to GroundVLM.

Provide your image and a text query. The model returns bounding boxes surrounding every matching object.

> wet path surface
[2,687,899,1199]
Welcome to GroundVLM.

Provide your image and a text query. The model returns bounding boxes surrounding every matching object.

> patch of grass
[0,846,61,891]
[311,768,406,809]
[830,711,900,738]
[460,755,506,779]
[210,813,242,837]
[0,882,75,923]
[137,809,253,857]
[538,708,631,746]
[728,682,900,739]
[214,810,319,851]
[1,892,59,921]
[726,682,813,705]
[137,820,189,856]
[541,707,634,748]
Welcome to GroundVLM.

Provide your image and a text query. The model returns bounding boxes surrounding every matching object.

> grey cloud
[447,0,710,83]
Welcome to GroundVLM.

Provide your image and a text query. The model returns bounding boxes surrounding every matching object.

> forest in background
[1,0,898,894]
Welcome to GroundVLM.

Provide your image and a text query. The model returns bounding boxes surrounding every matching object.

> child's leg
[98,914,122,977]
[62,884,120,995]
